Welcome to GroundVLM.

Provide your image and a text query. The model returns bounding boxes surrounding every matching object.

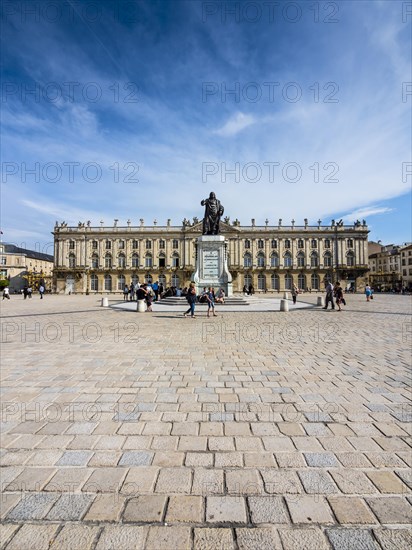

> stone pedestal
[192,235,233,297]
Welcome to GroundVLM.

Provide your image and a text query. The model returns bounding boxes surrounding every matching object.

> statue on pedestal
[201,192,224,235]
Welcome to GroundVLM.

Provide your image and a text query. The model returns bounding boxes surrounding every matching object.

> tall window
[257,253,265,267]
[132,253,139,268]
[258,274,266,290]
[297,252,305,267]
[90,274,98,291]
[145,274,153,284]
[258,239,264,249]
[132,240,139,249]
[284,252,292,267]
[145,254,153,268]
[172,253,179,268]
[311,239,317,248]
[271,253,279,267]
[105,255,112,268]
[118,240,125,249]
[105,240,111,249]
[245,239,251,249]
[324,252,332,267]
[159,254,166,268]
[131,275,139,286]
[244,274,252,288]
[347,251,355,266]
[271,274,279,290]
[244,253,252,268]
[159,239,165,249]
[159,274,166,287]
[298,239,304,248]
[284,274,293,290]
[347,239,354,248]
[285,239,291,249]
[92,240,98,249]
[104,274,112,291]
[118,254,126,268]
[69,240,75,250]
[146,240,152,249]
[172,239,179,249]
[69,254,76,268]
[298,273,306,290]
[311,252,319,267]
[171,274,179,287]
[324,239,331,249]
[117,275,125,290]
[91,254,99,268]
[271,239,277,249]
[311,273,319,290]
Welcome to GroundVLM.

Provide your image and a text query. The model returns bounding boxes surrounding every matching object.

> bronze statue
[201,192,224,235]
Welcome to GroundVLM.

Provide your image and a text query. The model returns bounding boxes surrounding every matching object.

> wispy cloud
[341,206,394,223]
[214,112,257,137]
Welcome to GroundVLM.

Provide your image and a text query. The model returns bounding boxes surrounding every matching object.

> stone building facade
[52,219,370,294]
[0,243,54,292]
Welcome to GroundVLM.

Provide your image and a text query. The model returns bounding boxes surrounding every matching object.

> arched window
[131,274,139,286]
[145,274,153,284]
[311,252,319,267]
[285,239,291,249]
[146,240,152,250]
[132,253,139,268]
[347,251,355,266]
[159,239,165,249]
[284,252,292,267]
[324,239,331,249]
[311,273,319,290]
[271,253,279,267]
[104,274,112,291]
[105,254,112,268]
[271,239,277,249]
[297,251,305,267]
[298,239,304,248]
[311,239,317,248]
[271,274,279,290]
[68,254,76,268]
[118,254,126,268]
[159,274,166,287]
[145,254,153,268]
[244,274,252,288]
[132,240,139,249]
[172,239,179,249]
[347,239,354,248]
[244,253,252,268]
[90,274,98,291]
[118,240,125,249]
[105,240,111,249]
[171,274,179,287]
[258,239,264,249]
[324,252,332,267]
[91,254,99,268]
[92,240,98,250]
[118,274,125,290]
[298,273,306,290]
[258,273,266,290]
[245,239,251,249]
[284,274,293,290]
[172,253,179,268]
[257,253,265,267]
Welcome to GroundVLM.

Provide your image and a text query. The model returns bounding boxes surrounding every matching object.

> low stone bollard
[317,296,325,307]
[137,299,146,313]
[280,299,289,312]
[101,297,109,307]
[283,291,290,300]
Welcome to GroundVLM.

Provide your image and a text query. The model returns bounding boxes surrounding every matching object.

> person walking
[334,281,345,311]
[39,284,45,299]
[27,286,32,298]
[2,286,10,300]
[365,284,372,301]
[206,287,217,317]
[323,280,335,310]
[291,284,298,305]
[123,284,129,301]
[23,287,28,299]
[183,283,197,318]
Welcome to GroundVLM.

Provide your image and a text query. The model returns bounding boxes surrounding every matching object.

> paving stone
[366,497,412,523]
[5,467,56,491]
[95,525,147,549]
[56,450,93,466]
[226,469,263,495]
[208,437,235,451]
[206,496,247,523]
[7,492,59,520]
[275,452,306,468]
[178,436,208,451]
[279,527,331,550]
[248,496,289,523]
[145,526,191,549]
[286,495,334,524]
[192,468,224,494]
[330,470,379,494]
[304,452,339,467]
[84,493,126,521]
[87,451,121,467]
[49,524,99,549]
[0,493,22,520]
[193,528,235,549]
[236,527,282,549]
[261,436,295,452]
[326,528,380,549]
[328,497,378,524]
[261,470,302,494]
[214,452,243,467]
[244,452,275,467]
[6,524,60,550]
[123,495,167,522]
[118,450,154,466]
[82,467,126,492]
[166,495,203,522]
[152,450,184,466]
[373,528,412,549]
[155,467,192,493]
[0,524,20,548]
[299,470,339,494]
[121,466,159,494]
[46,493,94,520]
[336,452,372,468]
[366,470,408,493]
[45,467,91,492]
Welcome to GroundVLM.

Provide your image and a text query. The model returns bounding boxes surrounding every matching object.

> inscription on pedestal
[203,250,219,278]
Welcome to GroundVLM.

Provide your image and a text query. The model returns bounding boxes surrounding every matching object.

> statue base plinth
[192,235,233,297]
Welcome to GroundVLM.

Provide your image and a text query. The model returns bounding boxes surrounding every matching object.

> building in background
[400,244,412,290]
[368,242,411,291]
[52,218,369,294]
[0,243,54,292]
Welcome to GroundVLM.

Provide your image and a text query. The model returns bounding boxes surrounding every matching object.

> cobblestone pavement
[1,293,411,549]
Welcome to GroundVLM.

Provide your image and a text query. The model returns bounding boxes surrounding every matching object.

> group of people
[184,286,224,318]
[123,281,163,303]
[2,285,45,300]
[323,281,347,311]
[242,284,255,295]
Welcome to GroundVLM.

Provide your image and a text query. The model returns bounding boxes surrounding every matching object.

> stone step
[158,296,250,306]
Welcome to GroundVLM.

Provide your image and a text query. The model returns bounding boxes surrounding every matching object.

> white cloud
[214,112,257,137]
[341,206,394,223]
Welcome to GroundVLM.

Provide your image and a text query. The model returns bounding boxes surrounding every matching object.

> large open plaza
[1,292,411,549]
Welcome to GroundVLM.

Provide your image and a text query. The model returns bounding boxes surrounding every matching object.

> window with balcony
[118,254,126,268]
[284,252,292,267]
[244,253,252,268]
[311,252,319,267]
[257,253,265,267]
[271,253,279,267]
[145,254,153,268]
[297,252,305,267]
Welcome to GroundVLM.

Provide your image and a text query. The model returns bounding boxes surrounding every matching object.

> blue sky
[1,0,411,251]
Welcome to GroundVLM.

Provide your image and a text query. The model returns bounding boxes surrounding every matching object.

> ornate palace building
[52,218,369,294]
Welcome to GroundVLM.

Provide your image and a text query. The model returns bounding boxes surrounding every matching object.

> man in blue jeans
[323,281,335,310]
